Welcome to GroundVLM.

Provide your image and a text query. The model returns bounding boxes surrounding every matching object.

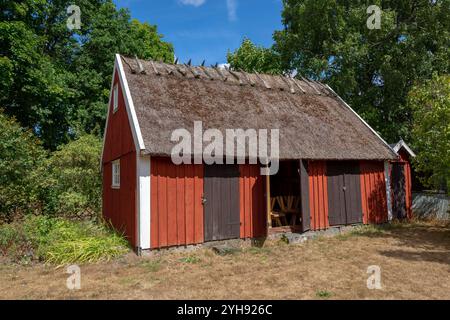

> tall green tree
[0,0,174,149]
[227,38,282,74]
[409,74,450,194]
[0,110,46,222]
[274,0,450,141]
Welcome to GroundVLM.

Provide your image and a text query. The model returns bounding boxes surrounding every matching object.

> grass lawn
[0,220,449,300]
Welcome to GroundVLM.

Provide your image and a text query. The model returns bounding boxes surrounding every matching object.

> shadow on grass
[350,220,450,265]
[378,249,450,265]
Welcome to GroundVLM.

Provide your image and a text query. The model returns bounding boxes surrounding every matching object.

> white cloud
[179,0,206,7]
[226,0,237,21]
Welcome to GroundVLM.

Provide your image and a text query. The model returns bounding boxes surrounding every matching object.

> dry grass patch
[0,220,449,300]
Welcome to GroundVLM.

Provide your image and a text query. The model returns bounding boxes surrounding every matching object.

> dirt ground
[0,221,449,300]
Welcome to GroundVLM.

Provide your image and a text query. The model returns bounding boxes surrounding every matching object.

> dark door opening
[327,161,363,226]
[203,164,240,242]
[392,163,407,219]
[269,160,302,229]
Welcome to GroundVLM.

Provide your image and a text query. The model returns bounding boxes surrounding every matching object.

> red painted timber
[308,161,329,230]
[102,152,136,247]
[360,161,388,224]
[102,71,135,164]
[395,149,413,219]
[239,164,266,239]
[102,69,137,247]
[150,158,204,249]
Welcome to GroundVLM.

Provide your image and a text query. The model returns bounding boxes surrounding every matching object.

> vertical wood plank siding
[239,165,266,239]
[308,161,329,230]
[300,160,310,231]
[398,150,413,219]
[150,158,204,249]
[102,71,137,247]
[391,150,413,219]
[405,161,412,219]
[360,161,388,224]
[102,72,135,163]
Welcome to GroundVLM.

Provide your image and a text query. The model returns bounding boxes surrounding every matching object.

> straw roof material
[121,56,396,160]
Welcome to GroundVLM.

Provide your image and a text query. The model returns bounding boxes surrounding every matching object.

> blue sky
[114,0,283,65]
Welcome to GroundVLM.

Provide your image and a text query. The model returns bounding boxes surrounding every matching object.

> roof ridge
[120,55,332,97]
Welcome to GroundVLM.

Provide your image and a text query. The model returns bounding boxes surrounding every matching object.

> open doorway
[269,160,302,230]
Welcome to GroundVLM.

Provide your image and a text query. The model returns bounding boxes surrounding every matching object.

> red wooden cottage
[102,54,400,252]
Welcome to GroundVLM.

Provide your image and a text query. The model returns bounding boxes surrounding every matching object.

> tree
[409,74,449,194]
[34,135,103,217]
[227,38,282,74]
[274,0,450,142]
[0,0,174,149]
[0,110,46,222]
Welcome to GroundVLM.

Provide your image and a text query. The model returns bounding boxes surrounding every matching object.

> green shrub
[179,255,201,264]
[0,110,46,222]
[0,223,21,249]
[316,290,333,299]
[34,134,102,218]
[0,216,129,265]
[409,74,450,194]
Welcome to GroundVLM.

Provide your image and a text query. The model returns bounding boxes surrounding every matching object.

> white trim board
[101,54,146,165]
[137,155,151,250]
[391,139,416,158]
[115,54,145,151]
[384,161,393,221]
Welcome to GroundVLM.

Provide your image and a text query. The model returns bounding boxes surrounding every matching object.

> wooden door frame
[203,164,241,242]
[327,161,363,226]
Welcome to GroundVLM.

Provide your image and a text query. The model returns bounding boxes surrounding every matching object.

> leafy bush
[0,216,128,265]
[34,134,102,218]
[0,112,102,220]
[0,110,46,222]
[409,74,450,194]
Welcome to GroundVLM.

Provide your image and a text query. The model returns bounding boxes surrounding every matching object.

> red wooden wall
[392,149,413,219]
[308,161,329,230]
[102,72,135,163]
[102,70,137,247]
[102,153,136,246]
[150,158,204,249]
[239,164,266,239]
[360,161,388,224]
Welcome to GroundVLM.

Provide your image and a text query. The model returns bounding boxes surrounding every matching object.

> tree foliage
[0,0,174,149]
[409,74,450,193]
[0,109,103,221]
[274,0,450,141]
[0,110,46,222]
[34,134,103,217]
[227,38,282,74]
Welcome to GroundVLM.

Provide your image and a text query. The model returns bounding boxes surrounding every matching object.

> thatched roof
[120,55,396,160]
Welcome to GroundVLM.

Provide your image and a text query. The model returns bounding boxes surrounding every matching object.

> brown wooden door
[327,162,363,226]
[204,164,240,242]
[392,163,406,219]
